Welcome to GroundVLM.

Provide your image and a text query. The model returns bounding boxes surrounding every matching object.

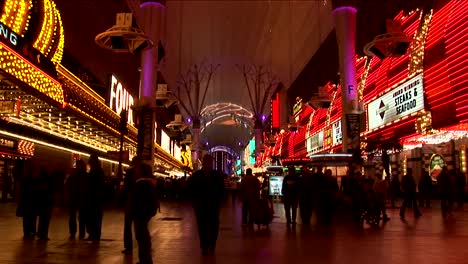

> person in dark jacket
[17,166,38,239]
[239,168,260,226]
[188,154,224,256]
[66,159,88,239]
[389,172,401,208]
[400,168,421,220]
[455,170,466,208]
[319,169,339,224]
[438,167,455,219]
[87,154,105,241]
[131,163,158,264]
[18,166,54,240]
[282,167,300,224]
[121,156,141,254]
[418,169,432,208]
[299,167,315,225]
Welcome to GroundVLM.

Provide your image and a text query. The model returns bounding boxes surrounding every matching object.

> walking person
[389,172,401,208]
[17,165,39,239]
[320,169,339,225]
[455,170,466,208]
[418,169,432,208]
[131,163,158,264]
[87,154,105,241]
[282,167,300,224]
[438,167,455,219]
[299,167,315,225]
[66,159,88,239]
[373,173,390,221]
[188,154,224,256]
[121,156,141,254]
[400,168,422,220]
[239,168,260,226]
[230,178,239,206]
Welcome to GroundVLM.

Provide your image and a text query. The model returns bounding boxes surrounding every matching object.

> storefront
[359,1,468,183]
[0,0,184,188]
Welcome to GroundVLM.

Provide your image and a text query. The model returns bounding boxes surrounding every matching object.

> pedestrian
[230,178,239,205]
[17,165,38,239]
[389,172,401,208]
[299,167,315,225]
[438,167,455,219]
[418,169,432,208]
[455,170,466,208]
[66,159,88,239]
[239,168,260,226]
[131,163,158,264]
[400,168,422,220]
[282,166,300,224]
[188,154,224,256]
[122,156,141,254]
[319,169,339,224]
[373,172,390,221]
[87,154,105,241]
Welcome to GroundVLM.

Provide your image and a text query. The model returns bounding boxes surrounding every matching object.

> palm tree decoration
[238,65,279,160]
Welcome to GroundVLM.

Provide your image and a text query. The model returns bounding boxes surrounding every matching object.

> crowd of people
[10,151,468,261]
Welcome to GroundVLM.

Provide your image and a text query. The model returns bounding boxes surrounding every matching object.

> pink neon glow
[140,1,165,8]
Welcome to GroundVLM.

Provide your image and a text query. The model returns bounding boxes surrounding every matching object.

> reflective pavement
[0,200,467,264]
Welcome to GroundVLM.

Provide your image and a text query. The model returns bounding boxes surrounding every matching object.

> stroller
[254,188,275,228]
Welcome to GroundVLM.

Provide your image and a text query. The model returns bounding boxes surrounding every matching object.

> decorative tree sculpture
[171,63,220,169]
[238,65,279,160]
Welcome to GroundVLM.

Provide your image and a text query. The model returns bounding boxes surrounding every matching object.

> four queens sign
[367,74,424,130]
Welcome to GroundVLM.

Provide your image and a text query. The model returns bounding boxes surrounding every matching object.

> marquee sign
[332,120,342,145]
[109,75,134,125]
[367,74,424,130]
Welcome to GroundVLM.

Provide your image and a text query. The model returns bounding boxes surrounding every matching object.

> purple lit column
[192,117,200,170]
[138,0,164,166]
[334,6,358,153]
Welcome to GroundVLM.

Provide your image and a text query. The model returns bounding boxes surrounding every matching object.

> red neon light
[271,92,280,129]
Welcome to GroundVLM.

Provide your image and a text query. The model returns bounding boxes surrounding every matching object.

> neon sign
[0,22,17,47]
[367,74,424,130]
[109,75,134,124]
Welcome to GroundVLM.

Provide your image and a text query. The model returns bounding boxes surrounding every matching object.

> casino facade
[260,0,468,182]
[0,0,185,193]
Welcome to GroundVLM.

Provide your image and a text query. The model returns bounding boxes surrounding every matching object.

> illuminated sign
[269,176,284,196]
[0,137,15,149]
[306,130,324,154]
[173,144,181,159]
[430,154,445,180]
[161,130,170,153]
[249,139,256,165]
[110,75,134,124]
[368,74,424,130]
[0,22,18,46]
[181,145,192,168]
[293,100,302,116]
[332,120,342,145]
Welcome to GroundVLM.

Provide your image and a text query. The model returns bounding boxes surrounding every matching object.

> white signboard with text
[367,74,424,130]
[306,130,324,154]
[109,75,134,125]
[332,120,342,145]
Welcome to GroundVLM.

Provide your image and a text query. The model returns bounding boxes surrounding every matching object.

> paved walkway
[0,200,467,264]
